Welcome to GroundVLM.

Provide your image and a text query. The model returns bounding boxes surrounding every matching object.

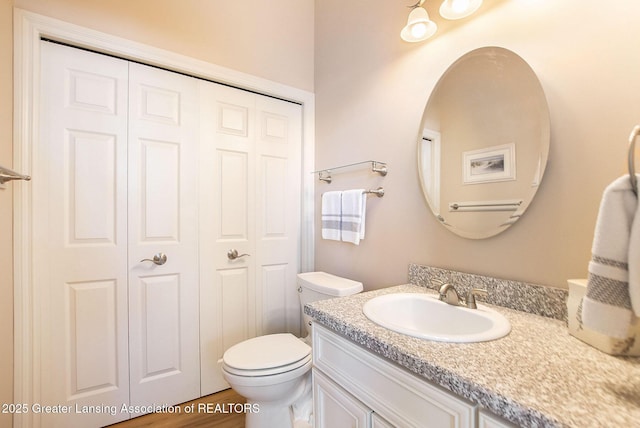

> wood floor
[108,389,246,428]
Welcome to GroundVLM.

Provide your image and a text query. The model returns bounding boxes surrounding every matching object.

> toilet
[221,272,363,428]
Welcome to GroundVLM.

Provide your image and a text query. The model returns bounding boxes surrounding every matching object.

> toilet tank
[297,272,363,338]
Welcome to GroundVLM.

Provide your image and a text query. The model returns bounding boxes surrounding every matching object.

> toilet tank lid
[297,271,363,296]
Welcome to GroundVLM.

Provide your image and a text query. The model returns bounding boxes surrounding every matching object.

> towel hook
[628,125,640,196]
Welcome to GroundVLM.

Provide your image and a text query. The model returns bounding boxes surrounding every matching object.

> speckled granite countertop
[305,284,640,428]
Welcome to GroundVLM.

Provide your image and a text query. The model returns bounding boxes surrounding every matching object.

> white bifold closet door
[37,41,199,427]
[127,61,200,409]
[199,82,302,394]
[35,39,302,427]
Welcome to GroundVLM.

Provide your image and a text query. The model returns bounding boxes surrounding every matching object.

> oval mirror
[418,47,550,239]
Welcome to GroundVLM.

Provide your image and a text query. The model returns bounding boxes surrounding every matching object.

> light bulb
[410,22,428,39]
[400,7,437,42]
[451,0,470,14]
[439,0,483,20]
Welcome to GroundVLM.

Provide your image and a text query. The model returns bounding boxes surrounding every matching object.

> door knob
[227,249,250,260]
[140,252,167,265]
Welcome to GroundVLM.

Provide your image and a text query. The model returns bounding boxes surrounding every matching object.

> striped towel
[321,191,342,241]
[581,175,640,338]
[341,189,366,245]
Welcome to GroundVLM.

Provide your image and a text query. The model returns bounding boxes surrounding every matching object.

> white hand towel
[341,189,366,245]
[628,175,640,316]
[321,191,342,241]
[581,175,638,338]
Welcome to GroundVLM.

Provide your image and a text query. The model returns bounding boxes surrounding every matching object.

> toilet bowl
[222,333,312,428]
[221,272,363,428]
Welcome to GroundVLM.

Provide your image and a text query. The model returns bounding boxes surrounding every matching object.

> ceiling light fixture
[401,1,437,43]
[439,0,483,20]
[401,0,484,43]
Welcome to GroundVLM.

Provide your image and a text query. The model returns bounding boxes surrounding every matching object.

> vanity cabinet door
[478,410,518,428]
[313,324,476,428]
[372,414,395,428]
[313,369,373,428]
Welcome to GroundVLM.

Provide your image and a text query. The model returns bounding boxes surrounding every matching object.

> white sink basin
[362,293,511,343]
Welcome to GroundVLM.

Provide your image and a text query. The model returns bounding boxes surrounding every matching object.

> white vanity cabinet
[313,369,373,427]
[372,414,396,428]
[478,410,518,428]
[313,324,477,427]
[313,370,397,428]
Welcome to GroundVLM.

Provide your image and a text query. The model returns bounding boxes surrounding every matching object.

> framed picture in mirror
[462,143,515,184]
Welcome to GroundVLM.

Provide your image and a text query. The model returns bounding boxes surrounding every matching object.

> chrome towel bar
[322,187,385,199]
[364,187,385,198]
[448,199,523,212]
[312,160,387,183]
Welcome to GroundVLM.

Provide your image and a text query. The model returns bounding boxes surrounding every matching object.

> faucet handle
[466,288,488,309]
[431,278,445,288]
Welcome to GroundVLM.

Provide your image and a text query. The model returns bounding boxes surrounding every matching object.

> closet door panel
[219,268,251,350]
[128,62,200,409]
[199,81,303,394]
[219,150,249,238]
[67,131,118,244]
[262,264,288,334]
[37,41,130,428]
[255,97,302,336]
[199,82,257,395]
[137,274,181,377]
[139,139,180,240]
[68,280,119,395]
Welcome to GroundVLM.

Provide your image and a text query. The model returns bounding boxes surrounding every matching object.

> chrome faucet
[438,283,488,309]
[438,283,462,306]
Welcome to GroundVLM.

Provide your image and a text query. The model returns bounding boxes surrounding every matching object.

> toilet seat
[222,333,311,377]
[223,354,312,378]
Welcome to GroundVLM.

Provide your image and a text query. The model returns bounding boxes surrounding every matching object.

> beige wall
[1,0,13,425]
[14,0,314,91]
[1,0,313,421]
[314,0,640,290]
